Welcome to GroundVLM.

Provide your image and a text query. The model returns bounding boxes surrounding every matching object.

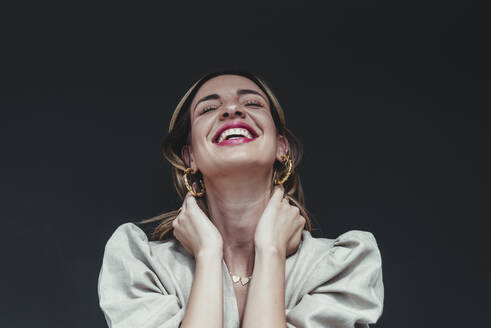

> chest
[232,284,249,325]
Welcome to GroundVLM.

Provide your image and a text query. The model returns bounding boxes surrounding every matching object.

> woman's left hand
[254,185,306,257]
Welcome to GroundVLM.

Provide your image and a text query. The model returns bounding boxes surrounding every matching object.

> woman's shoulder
[105,220,178,243]
[105,222,146,244]
[102,222,186,264]
[288,229,383,309]
[98,223,189,326]
[104,222,152,251]
[295,229,383,294]
[294,229,382,287]
[300,229,380,260]
[286,230,384,324]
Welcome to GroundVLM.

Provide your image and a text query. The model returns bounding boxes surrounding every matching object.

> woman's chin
[204,156,274,175]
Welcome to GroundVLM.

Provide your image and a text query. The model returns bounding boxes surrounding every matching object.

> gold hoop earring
[183,168,206,197]
[273,154,293,185]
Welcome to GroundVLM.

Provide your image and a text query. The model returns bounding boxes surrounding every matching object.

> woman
[98,71,384,328]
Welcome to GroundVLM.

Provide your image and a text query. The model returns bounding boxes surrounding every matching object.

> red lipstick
[212,121,258,144]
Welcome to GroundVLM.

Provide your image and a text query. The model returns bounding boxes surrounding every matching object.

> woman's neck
[203,169,273,277]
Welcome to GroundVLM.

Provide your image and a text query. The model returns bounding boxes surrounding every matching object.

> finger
[291,204,300,217]
[182,191,194,211]
[271,185,285,203]
[295,210,307,227]
[181,195,187,211]
[281,197,290,210]
[185,192,198,209]
[172,217,179,228]
[299,215,307,228]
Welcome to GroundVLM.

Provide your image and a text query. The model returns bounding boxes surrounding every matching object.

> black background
[2,1,490,327]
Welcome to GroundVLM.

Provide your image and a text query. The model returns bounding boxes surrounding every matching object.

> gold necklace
[229,272,252,286]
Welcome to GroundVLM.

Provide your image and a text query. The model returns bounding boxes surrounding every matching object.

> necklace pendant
[232,275,240,283]
[240,277,250,285]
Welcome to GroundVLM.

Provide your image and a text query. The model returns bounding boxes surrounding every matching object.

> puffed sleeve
[98,223,186,328]
[286,231,384,328]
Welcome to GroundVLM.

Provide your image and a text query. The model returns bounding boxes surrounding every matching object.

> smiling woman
[97,70,384,328]
[155,71,308,233]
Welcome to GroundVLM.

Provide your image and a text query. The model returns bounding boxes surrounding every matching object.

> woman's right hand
[172,192,223,258]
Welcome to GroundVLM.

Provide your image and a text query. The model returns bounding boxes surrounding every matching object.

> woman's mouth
[213,122,258,146]
[217,136,256,146]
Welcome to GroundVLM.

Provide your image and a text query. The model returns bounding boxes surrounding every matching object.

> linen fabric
[98,223,384,328]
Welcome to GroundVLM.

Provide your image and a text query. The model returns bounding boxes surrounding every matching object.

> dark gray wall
[2,1,489,327]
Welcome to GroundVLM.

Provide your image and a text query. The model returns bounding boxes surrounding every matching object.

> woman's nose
[219,104,246,120]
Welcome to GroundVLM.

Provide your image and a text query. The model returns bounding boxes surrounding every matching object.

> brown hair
[139,70,313,241]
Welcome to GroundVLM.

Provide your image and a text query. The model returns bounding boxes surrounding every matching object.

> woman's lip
[216,136,257,146]
[212,121,258,143]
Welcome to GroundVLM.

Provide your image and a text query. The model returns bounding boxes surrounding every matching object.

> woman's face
[185,74,287,177]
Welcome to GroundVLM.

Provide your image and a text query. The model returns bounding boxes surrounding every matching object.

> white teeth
[217,128,253,143]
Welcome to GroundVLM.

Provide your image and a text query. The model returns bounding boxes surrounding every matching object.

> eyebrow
[236,89,268,102]
[193,89,268,111]
[193,94,220,111]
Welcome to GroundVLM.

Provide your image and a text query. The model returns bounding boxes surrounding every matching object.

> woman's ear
[276,134,289,160]
[181,145,198,172]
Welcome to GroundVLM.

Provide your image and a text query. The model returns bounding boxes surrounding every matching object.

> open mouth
[213,122,259,145]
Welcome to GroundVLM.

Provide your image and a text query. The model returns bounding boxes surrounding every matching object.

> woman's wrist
[255,244,286,260]
[196,247,223,261]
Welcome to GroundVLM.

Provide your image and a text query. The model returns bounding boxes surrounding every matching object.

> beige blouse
[98,223,384,328]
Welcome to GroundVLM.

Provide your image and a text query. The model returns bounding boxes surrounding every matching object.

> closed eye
[201,105,218,114]
[245,100,263,107]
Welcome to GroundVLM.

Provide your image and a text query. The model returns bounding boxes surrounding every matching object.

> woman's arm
[242,186,304,328]
[180,250,224,328]
[241,246,287,328]
[172,193,225,328]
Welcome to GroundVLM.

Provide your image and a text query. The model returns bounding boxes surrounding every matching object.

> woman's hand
[172,192,223,258]
[254,185,306,257]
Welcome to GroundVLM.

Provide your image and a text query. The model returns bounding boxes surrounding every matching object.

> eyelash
[245,99,263,107]
[201,105,217,114]
[200,99,263,115]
